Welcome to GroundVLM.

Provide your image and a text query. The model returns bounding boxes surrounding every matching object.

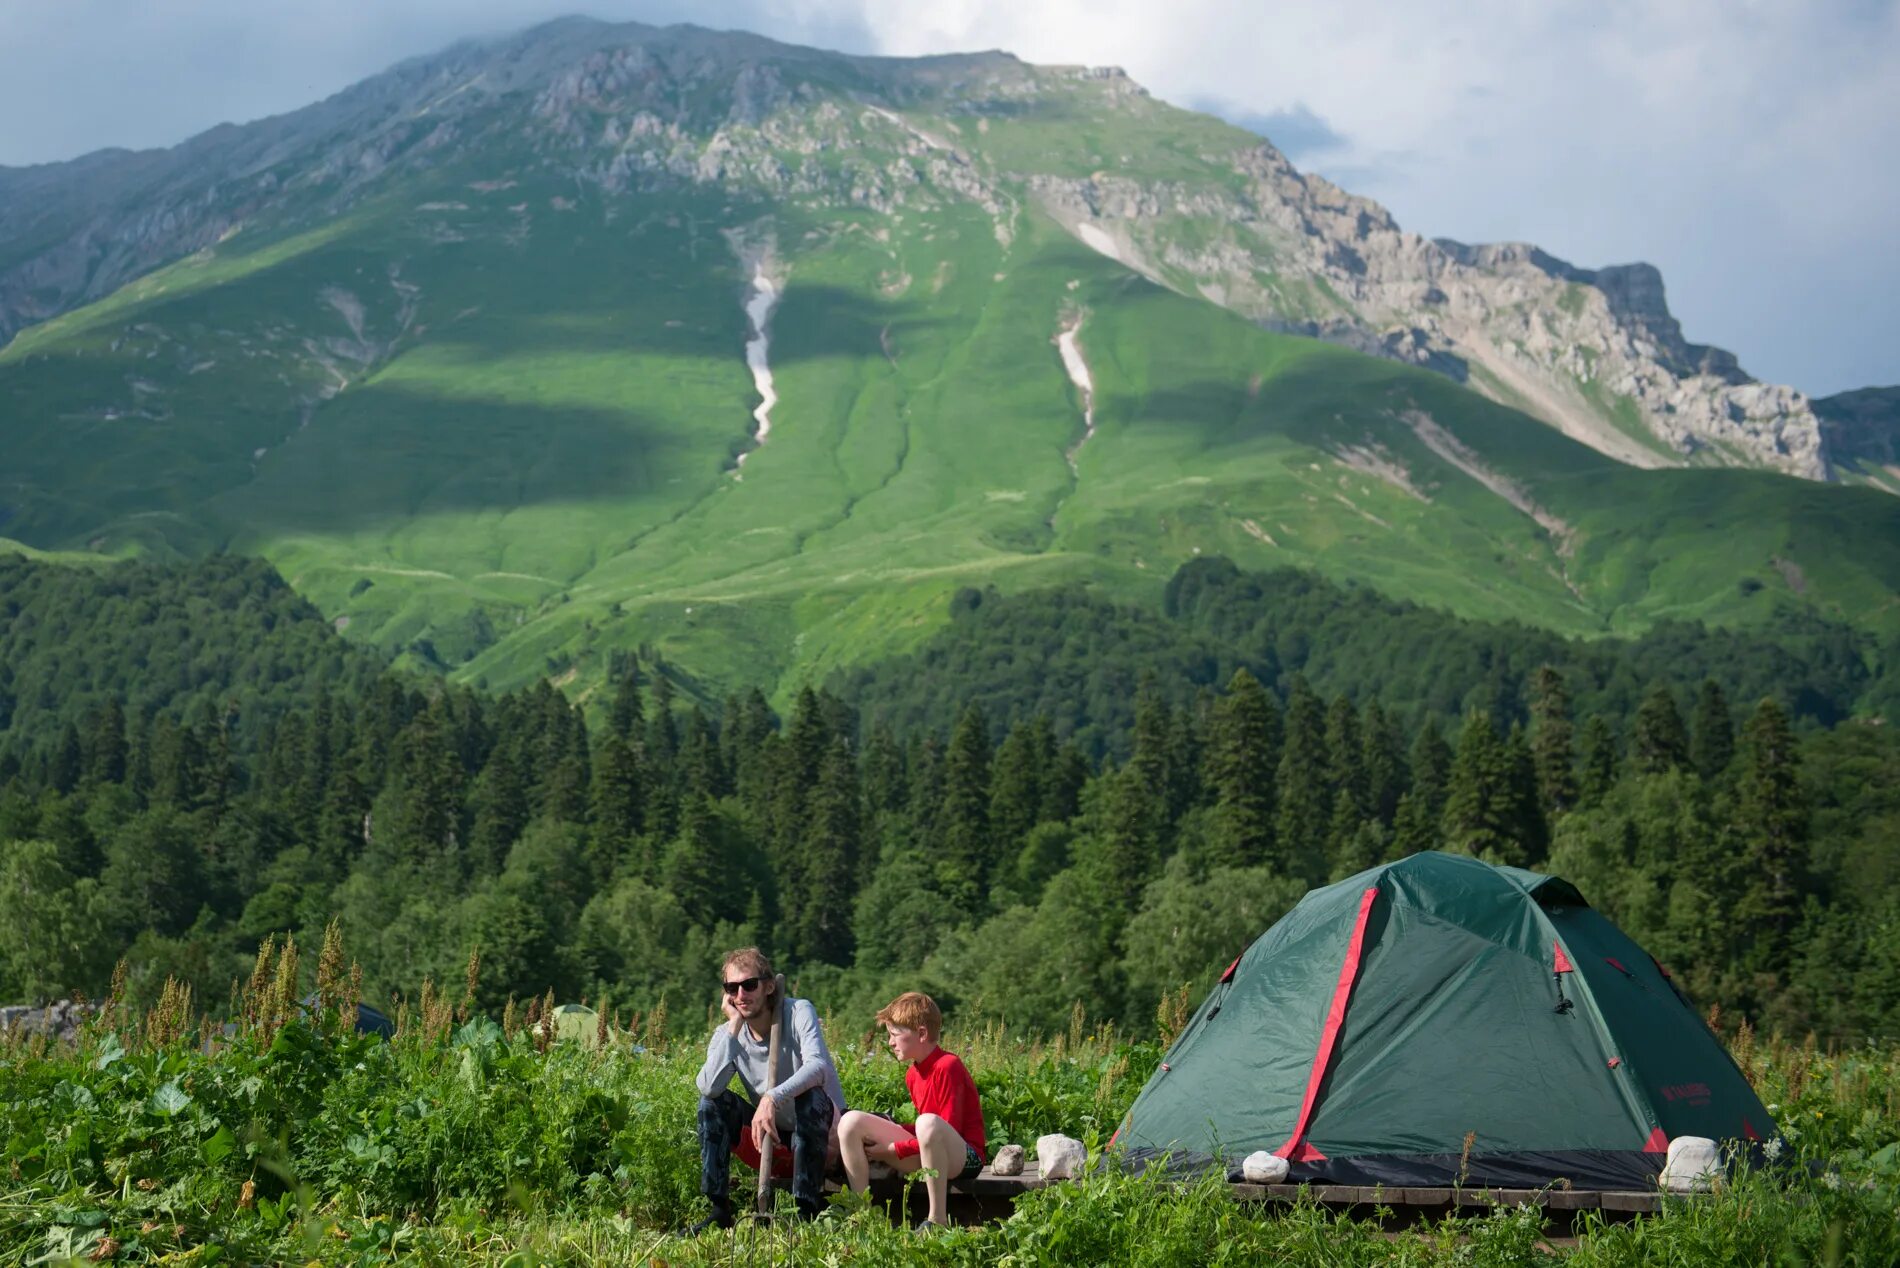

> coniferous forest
[2,550,1897,1044]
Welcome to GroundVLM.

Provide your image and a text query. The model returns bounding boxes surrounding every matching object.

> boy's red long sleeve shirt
[891,1046,987,1162]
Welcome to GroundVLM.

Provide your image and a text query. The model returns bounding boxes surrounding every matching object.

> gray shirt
[695,996,846,1132]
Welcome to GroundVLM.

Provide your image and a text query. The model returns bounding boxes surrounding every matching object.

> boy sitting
[836,991,987,1231]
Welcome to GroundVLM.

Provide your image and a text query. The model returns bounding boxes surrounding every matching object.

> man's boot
[676,1201,735,1237]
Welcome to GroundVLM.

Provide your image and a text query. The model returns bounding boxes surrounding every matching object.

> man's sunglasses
[722,976,764,996]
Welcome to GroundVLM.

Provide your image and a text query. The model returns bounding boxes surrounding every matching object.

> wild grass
[1,952,1895,1265]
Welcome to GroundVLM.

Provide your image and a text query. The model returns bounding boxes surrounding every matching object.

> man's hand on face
[722,992,744,1034]
[751,1094,780,1152]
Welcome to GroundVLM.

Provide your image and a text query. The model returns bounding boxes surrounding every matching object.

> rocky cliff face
[1815,387,1900,493]
[0,16,1862,485]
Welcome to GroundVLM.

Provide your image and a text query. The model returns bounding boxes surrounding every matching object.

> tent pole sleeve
[1275,885,1379,1162]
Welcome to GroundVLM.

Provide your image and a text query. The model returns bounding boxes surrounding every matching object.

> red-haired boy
[836,991,987,1231]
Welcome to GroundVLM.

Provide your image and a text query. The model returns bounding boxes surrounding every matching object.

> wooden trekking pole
[755,973,788,1219]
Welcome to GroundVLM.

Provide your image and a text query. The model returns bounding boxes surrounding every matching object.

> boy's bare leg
[836,1111,921,1194]
[913,1113,969,1226]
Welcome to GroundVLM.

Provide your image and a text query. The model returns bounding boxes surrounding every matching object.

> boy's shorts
[872,1113,984,1180]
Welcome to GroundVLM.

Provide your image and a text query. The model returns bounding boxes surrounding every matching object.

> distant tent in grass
[1116,851,1775,1190]
[294,995,394,1040]
[548,1003,601,1045]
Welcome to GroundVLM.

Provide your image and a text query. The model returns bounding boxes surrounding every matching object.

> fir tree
[988,716,1049,870]
[1275,676,1330,883]
[48,723,82,795]
[859,722,907,818]
[1633,683,1690,775]
[789,739,861,965]
[1528,665,1577,818]
[1040,743,1090,824]
[938,703,994,915]
[608,664,644,742]
[588,732,643,884]
[1504,722,1547,864]
[81,698,128,787]
[1206,668,1279,870]
[1442,710,1520,863]
[1578,715,1619,806]
[1361,700,1406,827]
[1734,697,1808,976]
[469,741,530,876]
[1690,679,1735,779]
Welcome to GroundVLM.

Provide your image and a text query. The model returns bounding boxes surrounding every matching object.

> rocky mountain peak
[0,18,1874,488]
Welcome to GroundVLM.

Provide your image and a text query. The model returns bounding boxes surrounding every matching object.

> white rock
[1035,1133,1087,1181]
[990,1143,1024,1176]
[1659,1136,1722,1193]
[1241,1150,1289,1183]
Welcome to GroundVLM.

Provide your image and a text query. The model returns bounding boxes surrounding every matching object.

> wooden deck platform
[825,1164,1667,1225]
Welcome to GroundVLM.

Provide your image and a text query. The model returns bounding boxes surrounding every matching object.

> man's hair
[875,991,942,1040]
[720,946,776,998]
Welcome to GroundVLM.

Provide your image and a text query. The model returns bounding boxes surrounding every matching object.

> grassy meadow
[2,951,1895,1266]
[5,144,1899,712]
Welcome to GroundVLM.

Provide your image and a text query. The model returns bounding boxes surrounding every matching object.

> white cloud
[0,0,1892,392]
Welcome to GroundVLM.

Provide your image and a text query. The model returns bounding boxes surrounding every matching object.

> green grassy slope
[3,155,1894,705]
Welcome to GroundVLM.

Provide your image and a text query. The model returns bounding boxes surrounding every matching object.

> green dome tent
[1117,852,1774,1190]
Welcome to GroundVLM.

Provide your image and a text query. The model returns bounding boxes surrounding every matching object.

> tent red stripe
[1275,885,1379,1161]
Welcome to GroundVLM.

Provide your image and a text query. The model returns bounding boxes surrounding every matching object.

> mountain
[2,17,1895,703]
[1815,386,1900,494]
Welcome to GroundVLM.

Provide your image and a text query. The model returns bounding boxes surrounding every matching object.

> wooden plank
[1600,1191,1662,1213]
[1398,1187,1453,1205]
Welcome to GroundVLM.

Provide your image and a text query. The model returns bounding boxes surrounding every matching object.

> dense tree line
[833,558,1889,759]
[0,554,384,766]
[1,552,1895,1042]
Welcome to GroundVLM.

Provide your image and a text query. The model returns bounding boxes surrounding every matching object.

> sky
[1,1,1894,396]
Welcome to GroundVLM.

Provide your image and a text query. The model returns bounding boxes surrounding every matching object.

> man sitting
[684,946,846,1232]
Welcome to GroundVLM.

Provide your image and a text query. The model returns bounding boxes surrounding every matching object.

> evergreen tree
[1504,722,1547,864]
[1690,679,1735,779]
[1205,668,1279,870]
[1528,665,1577,818]
[1578,715,1619,806]
[646,675,680,772]
[1633,683,1690,775]
[1274,676,1330,883]
[588,732,643,883]
[608,664,644,742]
[1442,711,1520,864]
[1733,697,1808,976]
[728,688,778,814]
[48,723,81,795]
[1040,743,1090,824]
[469,741,530,876]
[679,706,725,798]
[1361,700,1406,827]
[988,716,1049,871]
[1086,764,1162,914]
[859,721,907,818]
[81,698,128,787]
[660,793,724,928]
[788,739,861,965]
[938,703,994,915]
[1323,694,1368,820]
[1127,677,1173,811]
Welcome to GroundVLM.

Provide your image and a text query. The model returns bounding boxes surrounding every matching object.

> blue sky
[1,0,1893,396]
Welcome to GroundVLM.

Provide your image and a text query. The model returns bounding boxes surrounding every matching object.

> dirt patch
[1772,555,1809,595]
[1333,442,1428,501]
[1401,409,1576,555]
